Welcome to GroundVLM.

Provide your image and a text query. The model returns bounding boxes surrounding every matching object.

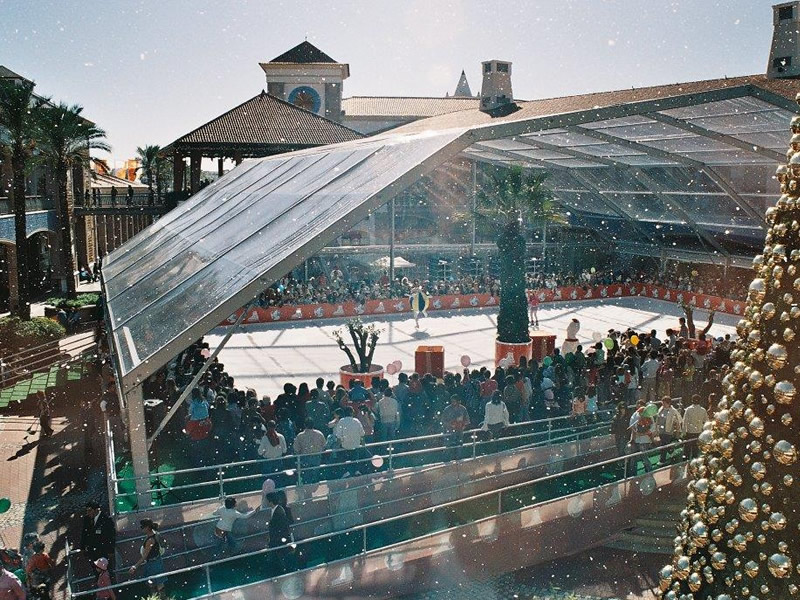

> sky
[0,0,784,162]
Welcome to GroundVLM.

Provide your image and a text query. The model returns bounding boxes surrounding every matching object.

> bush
[0,316,66,355]
[44,293,100,309]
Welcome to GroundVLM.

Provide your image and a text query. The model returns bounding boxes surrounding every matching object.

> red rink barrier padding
[220,286,745,327]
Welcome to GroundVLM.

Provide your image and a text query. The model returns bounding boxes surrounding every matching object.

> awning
[371,256,416,269]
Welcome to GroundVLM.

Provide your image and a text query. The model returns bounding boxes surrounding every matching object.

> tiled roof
[341,96,480,119]
[0,65,29,81]
[269,41,337,64]
[168,91,363,149]
[390,74,800,134]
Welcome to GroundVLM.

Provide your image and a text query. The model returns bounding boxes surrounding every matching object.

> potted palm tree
[136,144,162,203]
[476,164,562,366]
[333,318,384,387]
[36,102,110,297]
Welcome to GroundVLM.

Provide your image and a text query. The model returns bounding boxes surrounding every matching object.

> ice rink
[205,296,739,399]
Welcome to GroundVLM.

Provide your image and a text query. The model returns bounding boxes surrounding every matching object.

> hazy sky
[0,0,782,161]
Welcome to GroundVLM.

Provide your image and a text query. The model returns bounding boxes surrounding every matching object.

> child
[94,557,115,600]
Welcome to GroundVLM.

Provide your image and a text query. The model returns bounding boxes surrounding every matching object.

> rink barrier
[219,284,746,326]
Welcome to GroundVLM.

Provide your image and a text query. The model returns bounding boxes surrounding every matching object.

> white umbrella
[371,256,416,269]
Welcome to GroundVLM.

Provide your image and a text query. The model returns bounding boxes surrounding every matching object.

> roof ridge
[265,91,363,134]
[343,95,479,100]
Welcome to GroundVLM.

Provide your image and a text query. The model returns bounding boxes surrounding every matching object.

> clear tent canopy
[103,78,796,395]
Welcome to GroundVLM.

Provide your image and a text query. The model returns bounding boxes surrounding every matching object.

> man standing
[440,395,470,457]
[293,419,326,469]
[332,407,365,453]
[640,352,660,403]
[264,492,292,574]
[305,388,331,434]
[682,393,709,458]
[656,396,682,462]
[80,501,116,574]
[374,388,400,441]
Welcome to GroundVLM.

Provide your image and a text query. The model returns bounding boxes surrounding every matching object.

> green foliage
[45,293,99,309]
[477,165,560,343]
[0,316,66,355]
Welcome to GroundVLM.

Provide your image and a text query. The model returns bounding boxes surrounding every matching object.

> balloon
[642,403,659,418]
[590,267,596,274]
[460,355,471,368]
[630,334,640,346]
[592,331,603,342]
[371,455,385,468]
[393,360,402,371]
[386,363,397,375]
[543,356,553,367]
[0,498,9,513]
[603,338,615,349]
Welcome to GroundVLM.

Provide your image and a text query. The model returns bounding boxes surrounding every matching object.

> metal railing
[73,423,612,589]
[71,439,691,599]
[112,409,616,510]
[0,330,97,390]
[75,192,163,208]
[0,195,55,214]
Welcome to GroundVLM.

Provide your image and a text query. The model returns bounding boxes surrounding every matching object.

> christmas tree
[657,95,800,600]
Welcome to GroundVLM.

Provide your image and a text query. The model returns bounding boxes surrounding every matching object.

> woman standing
[482,391,510,439]
[128,519,166,597]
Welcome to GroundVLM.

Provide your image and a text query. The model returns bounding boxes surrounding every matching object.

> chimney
[480,60,515,114]
[768,1,800,78]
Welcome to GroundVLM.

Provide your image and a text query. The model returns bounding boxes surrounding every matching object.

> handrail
[1,332,96,390]
[113,408,615,484]
[109,423,610,554]
[111,415,614,504]
[74,425,611,588]
[72,439,690,597]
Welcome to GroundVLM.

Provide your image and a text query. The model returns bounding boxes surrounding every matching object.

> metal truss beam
[646,111,784,162]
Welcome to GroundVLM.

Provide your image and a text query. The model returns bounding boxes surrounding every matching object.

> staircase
[604,498,685,555]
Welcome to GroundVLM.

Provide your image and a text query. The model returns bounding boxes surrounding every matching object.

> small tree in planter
[333,318,384,386]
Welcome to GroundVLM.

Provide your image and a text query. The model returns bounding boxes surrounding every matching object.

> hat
[94,557,109,570]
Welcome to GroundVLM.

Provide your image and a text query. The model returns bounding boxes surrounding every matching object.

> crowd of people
[145,299,731,483]
[254,263,747,310]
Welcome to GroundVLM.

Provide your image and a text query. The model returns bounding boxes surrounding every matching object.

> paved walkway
[0,366,106,599]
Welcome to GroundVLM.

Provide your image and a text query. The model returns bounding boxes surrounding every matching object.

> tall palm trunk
[11,145,30,319]
[56,161,77,297]
[497,215,529,343]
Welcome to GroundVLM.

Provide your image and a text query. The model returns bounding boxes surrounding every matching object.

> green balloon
[603,338,614,349]
[0,498,10,513]
[543,356,552,367]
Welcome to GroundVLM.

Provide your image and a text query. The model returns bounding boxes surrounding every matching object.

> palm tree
[136,144,162,201]
[477,165,563,343]
[36,102,110,297]
[0,79,45,319]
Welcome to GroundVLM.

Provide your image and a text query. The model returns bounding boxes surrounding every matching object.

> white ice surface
[205,297,738,399]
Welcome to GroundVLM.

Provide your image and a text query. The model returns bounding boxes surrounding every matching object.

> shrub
[0,316,66,355]
[44,293,100,309]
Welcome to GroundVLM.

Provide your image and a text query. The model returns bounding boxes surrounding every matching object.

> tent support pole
[389,198,395,285]
[147,304,251,450]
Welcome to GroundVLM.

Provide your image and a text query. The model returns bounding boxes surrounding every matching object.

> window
[779,5,793,20]
[497,63,509,73]
[773,56,793,69]
[484,63,492,73]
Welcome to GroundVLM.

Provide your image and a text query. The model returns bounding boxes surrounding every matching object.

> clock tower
[259,41,350,122]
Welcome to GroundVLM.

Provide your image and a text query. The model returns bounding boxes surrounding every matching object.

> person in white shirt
[293,419,326,470]
[656,396,682,462]
[375,389,400,440]
[640,352,660,403]
[212,496,256,554]
[332,407,365,451]
[482,391,510,439]
[257,420,287,461]
[682,393,709,458]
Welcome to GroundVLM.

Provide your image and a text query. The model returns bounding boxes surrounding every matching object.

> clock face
[287,86,321,114]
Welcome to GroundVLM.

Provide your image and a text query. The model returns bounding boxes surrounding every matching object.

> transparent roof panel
[104,129,467,380]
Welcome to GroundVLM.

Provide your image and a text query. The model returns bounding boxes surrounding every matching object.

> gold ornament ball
[739,498,758,522]
[774,380,797,404]
[766,343,789,369]
[768,553,792,578]
[773,440,798,465]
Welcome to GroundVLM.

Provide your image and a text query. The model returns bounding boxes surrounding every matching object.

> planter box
[495,339,532,368]
[340,364,384,389]
[415,345,444,378]
[44,305,97,323]
[530,331,557,362]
